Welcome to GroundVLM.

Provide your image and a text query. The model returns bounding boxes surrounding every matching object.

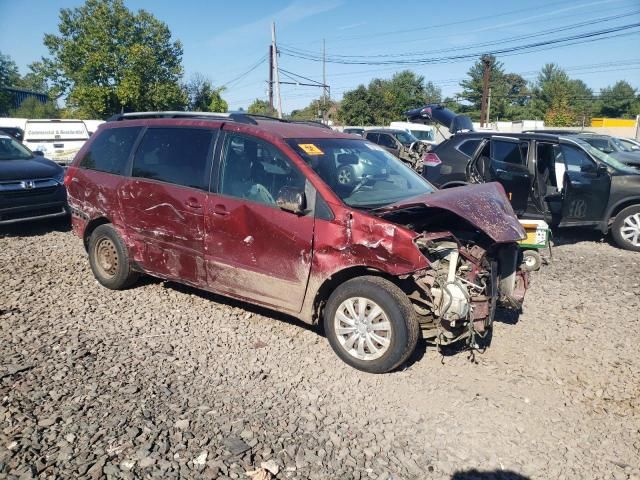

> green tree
[208,87,228,113]
[247,99,277,116]
[338,70,429,125]
[597,81,638,118]
[10,97,61,118]
[529,64,588,126]
[0,51,21,114]
[424,81,442,104]
[37,0,187,118]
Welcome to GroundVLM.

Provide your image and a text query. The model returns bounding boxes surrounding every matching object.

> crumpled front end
[409,234,527,346]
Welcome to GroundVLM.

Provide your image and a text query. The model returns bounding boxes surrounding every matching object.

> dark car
[573,134,640,169]
[0,127,25,142]
[343,127,365,136]
[363,128,428,171]
[0,133,68,225]
[423,131,640,251]
[65,111,529,373]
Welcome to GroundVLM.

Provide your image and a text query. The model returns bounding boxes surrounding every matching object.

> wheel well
[83,217,111,251]
[441,182,468,189]
[311,266,403,324]
[608,200,640,228]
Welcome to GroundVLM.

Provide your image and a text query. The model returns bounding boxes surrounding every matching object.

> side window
[219,133,305,206]
[378,134,396,149]
[457,139,481,156]
[491,140,526,165]
[560,145,596,172]
[132,128,213,190]
[365,132,379,144]
[79,127,141,175]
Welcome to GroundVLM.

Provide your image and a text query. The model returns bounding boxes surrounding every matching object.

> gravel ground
[1,220,639,480]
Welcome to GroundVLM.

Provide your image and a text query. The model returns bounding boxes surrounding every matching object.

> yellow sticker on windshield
[298,143,324,155]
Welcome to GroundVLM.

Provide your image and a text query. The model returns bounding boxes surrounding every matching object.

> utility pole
[486,87,492,127]
[268,44,274,110]
[271,22,282,119]
[480,55,491,127]
[322,38,328,124]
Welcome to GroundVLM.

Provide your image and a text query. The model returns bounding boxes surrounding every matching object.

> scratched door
[119,127,215,286]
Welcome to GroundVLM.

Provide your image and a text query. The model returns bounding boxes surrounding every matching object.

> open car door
[467,136,533,216]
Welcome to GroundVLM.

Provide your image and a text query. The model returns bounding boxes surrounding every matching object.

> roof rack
[106,111,259,125]
[106,111,333,130]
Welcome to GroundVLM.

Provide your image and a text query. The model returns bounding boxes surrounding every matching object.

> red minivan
[66,112,528,373]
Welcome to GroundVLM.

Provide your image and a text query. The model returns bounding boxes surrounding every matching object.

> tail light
[64,166,77,187]
[423,152,442,167]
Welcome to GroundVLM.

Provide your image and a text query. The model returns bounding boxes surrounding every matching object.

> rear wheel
[611,205,640,252]
[88,224,139,289]
[323,276,419,374]
[522,250,542,271]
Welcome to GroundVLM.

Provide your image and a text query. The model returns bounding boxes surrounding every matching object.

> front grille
[1,186,59,198]
[0,178,62,199]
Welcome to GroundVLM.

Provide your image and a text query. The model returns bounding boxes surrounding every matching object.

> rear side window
[457,139,481,156]
[132,128,214,190]
[79,127,141,175]
[365,132,379,143]
[491,140,527,165]
[378,134,396,148]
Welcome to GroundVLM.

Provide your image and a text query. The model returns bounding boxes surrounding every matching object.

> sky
[1,0,639,113]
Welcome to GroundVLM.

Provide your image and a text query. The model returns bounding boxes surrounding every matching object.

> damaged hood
[403,104,474,134]
[375,182,526,243]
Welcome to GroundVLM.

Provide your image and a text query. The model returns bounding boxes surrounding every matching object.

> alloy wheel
[334,297,392,361]
[620,213,640,247]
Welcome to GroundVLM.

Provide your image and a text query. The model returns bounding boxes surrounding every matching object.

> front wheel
[323,276,419,374]
[611,205,640,252]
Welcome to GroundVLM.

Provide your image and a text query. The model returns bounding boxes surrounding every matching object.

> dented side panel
[118,179,208,287]
[204,194,314,312]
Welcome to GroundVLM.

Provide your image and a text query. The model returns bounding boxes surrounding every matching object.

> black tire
[88,224,139,289]
[323,276,420,374]
[611,205,640,252]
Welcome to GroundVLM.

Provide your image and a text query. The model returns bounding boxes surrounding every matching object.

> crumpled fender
[376,182,526,244]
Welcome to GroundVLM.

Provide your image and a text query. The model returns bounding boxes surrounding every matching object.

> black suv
[423,131,640,251]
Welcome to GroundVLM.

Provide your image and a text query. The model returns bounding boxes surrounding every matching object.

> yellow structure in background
[591,117,637,127]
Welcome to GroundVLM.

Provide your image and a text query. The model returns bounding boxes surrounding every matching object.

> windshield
[0,135,33,160]
[581,137,618,153]
[611,137,633,152]
[410,129,435,141]
[395,131,418,145]
[574,139,638,173]
[287,138,435,208]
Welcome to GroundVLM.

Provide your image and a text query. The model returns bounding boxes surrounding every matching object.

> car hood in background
[375,182,526,243]
[403,104,474,134]
[0,156,63,181]
[610,151,640,166]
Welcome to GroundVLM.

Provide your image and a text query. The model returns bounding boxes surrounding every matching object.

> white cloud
[209,0,342,46]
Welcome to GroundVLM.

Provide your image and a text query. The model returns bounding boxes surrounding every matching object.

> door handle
[185,198,202,209]
[212,204,229,216]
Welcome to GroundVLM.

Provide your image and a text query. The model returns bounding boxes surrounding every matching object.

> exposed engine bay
[378,205,528,348]
[398,141,430,173]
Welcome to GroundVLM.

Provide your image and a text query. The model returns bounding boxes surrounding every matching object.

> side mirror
[276,186,306,214]
[33,150,45,157]
[597,163,608,176]
[580,162,598,174]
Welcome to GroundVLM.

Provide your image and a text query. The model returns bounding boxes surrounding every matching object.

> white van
[23,119,90,165]
[389,121,437,146]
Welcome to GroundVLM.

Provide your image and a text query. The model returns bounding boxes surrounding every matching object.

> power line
[220,55,267,88]
[280,22,640,65]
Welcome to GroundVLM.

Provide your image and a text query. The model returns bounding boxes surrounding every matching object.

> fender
[601,196,640,233]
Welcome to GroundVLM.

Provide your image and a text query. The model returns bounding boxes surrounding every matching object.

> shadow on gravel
[0,216,71,238]
[147,278,321,336]
[451,469,530,480]
[550,226,609,247]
